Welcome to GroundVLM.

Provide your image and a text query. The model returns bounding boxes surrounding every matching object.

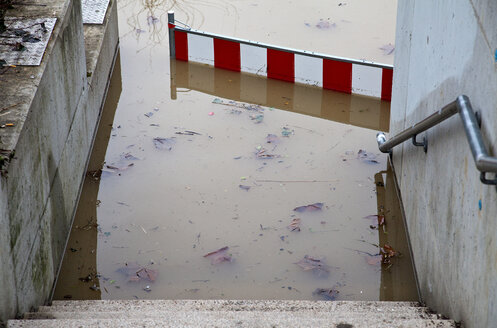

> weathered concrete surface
[391,1,497,327]
[8,300,457,327]
[0,0,119,324]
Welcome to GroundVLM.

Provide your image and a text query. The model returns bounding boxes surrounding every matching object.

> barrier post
[167,11,175,58]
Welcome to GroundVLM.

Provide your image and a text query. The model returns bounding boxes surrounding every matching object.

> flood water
[54,0,419,302]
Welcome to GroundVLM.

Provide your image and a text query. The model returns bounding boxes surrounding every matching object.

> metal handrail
[376,95,497,185]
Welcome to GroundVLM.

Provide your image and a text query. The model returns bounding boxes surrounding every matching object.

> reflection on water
[54,0,417,303]
[172,60,390,132]
[53,53,122,301]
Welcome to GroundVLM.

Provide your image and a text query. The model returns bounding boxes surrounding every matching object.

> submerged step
[24,308,440,320]
[45,300,421,313]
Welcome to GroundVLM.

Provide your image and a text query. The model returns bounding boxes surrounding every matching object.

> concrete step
[22,309,440,320]
[41,300,422,313]
[8,316,456,328]
[9,300,457,327]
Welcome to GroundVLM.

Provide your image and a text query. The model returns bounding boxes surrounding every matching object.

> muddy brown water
[54,0,418,302]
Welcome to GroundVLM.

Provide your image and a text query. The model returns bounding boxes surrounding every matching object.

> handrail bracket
[377,95,497,189]
[480,172,497,186]
[411,134,428,153]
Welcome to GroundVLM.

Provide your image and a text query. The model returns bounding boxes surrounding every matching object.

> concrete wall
[391,1,497,327]
[0,0,118,324]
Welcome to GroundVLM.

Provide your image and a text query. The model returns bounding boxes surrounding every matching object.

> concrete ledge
[0,0,119,323]
[7,316,457,328]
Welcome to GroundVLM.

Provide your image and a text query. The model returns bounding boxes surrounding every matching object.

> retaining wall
[391,1,497,327]
[0,0,119,323]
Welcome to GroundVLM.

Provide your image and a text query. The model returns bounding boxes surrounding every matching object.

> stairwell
[7,300,458,327]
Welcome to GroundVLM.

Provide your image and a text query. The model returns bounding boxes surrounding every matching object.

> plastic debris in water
[250,114,264,123]
[144,112,154,118]
[293,202,324,212]
[479,199,482,211]
[208,112,214,116]
[144,285,152,292]
[281,127,293,137]
[239,185,251,191]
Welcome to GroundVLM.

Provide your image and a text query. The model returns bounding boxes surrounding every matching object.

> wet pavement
[54,0,418,302]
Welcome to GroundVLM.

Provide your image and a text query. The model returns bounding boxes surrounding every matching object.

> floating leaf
[293,202,324,212]
[287,218,301,232]
[380,43,395,55]
[295,255,330,277]
[315,19,337,30]
[116,262,158,282]
[357,149,379,164]
[313,288,339,300]
[266,134,279,144]
[122,152,140,161]
[380,244,399,265]
[153,137,176,151]
[105,163,134,171]
[203,246,232,264]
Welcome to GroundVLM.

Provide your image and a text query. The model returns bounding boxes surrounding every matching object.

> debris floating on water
[255,147,277,159]
[293,202,324,212]
[313,287,339,300]
[281,127,293,137]
[357,149,379,164]
[266,134,279,144]
[379,43,395,55]
[203,246,233,264]
[250,114,264,123]
[175,130,202,136]
[116,262,158,282]
[295,255,331,277]
[287,218,301,232]
[153,137,175,151]
[315,19,336,30]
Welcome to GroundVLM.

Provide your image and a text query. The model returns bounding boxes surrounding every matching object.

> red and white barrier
[168,13,393,101]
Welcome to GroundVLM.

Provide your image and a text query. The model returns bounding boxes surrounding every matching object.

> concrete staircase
[7,300,458,327]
